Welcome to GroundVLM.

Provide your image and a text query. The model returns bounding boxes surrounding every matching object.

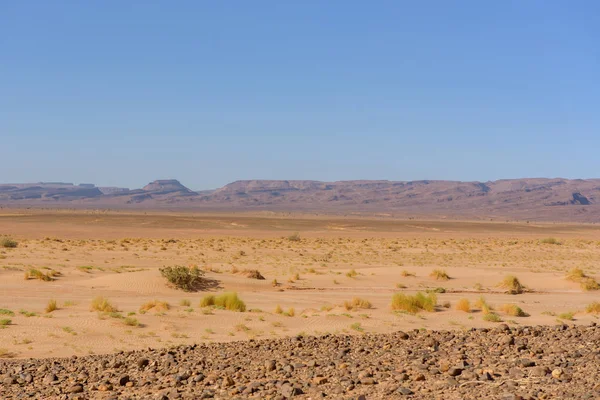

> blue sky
[1,1,599,189]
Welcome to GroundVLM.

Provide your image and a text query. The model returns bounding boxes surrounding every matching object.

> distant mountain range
[1,178,600,222]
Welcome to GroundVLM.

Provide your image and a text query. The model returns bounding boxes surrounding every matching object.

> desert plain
[1,210,600,399]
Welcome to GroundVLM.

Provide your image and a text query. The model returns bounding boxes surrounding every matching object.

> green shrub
[160,265,205,291]
[0,318,11,327]
[0,309,14,316]
[391,292,437,313]
[200,292,246,312]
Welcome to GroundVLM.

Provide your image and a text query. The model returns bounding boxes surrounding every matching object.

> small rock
[447,367,463,377]
[397,387,414,395]
[67,384,84,393]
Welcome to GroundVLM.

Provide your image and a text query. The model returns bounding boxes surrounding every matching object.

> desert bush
[391,292,437,313]
[45,299,58,313]
[274,304,283,314]
[90,296,118,313]
[344,297,372,311]
[580,277,600,291]
[0,309,14,316]
[498,275,524,294]
[346,269,358,278]
[0,319,11,328]
[558,311,574,321]
[565,267,599,291]
[124,317,140,327]
[0,237,18,248]
[475,296,493,314]
[455,298,470,312]
[242,269,265,280]
[24,268,54,281]
[284,307,295,317]
[500,304,528,317]
[159,265,205,291]
[430,269,450,281]
[139,300,170,313]
[401,270,416,277]
[483,312,503,322]
[287,232,301,242]
[179,299,191,307]
[540,237,561,245]
[586,302,600,314]
[200,292,246,312]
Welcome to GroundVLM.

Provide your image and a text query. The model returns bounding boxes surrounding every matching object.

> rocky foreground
[1,324,600,400]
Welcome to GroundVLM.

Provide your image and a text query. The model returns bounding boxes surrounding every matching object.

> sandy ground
[1,209,599,359]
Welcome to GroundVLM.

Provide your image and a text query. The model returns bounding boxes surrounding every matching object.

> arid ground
[1,210,599,360]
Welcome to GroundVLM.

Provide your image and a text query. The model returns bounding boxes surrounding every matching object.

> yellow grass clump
[498,275,524,294]
[455,298,470,313]
[565,267,599,291]
[274,304,283,314]
[200,292,246,312]
[344,297,373,311]
[586,302,600,314]
[391,292,437,313]
[500,304,528,317]
[45,299,58,313]
[474,296,492,314]
[139,300,170,313]
[24,268,54,281]
[90,296,118,313]
[430,269,450,281]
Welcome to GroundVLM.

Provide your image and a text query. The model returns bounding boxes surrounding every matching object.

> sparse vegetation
[199,292,246,312]
[344,297,372,311]
[540,237,561,245]
[498,275,524,294]
[565,267,599,291]
[242,269,265,280]
[401,270,416,277]
[391,292,437,313]
[483,312,503,322]
[475,296,493,314]
[123,317,140,327]
[346,269,358,278]
[45,299,58,313]
[0,318,11,328]
[455,298,470,313]
[0,237,18,248]
[558,311,574,321]
[24,268,57,281]
[586,302,600,314]
[139,300,170,313]
[159,265,205,291]
[90,296,118,313]
[430,269,450,281]
[287,232,301,242]
[500,304,528,317]
[179,299,191,307]
[274,304,283,314]
[0,309,14,316]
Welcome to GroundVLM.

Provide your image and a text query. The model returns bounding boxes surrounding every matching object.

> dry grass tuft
[344,297,372,311]
[0,236,18,248]
[565,267,599,291]
[139,300,170,313]
[430,269,450,281]
[498,275,524,294]
[474,296,493,314]
[500,304,528,317]
[401,270,416,277]
[24,268,56,281]
[45,299,58,313]
[200,292,246,312]
[455,298,470,313]
[274,304,283,314]
[586,302,600,314]
[483,312,503,322]
[90,296,118,313]
[242,269,265,280]
[391,292,437,313]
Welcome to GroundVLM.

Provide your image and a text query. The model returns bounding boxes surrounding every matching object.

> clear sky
[1,1,599,190]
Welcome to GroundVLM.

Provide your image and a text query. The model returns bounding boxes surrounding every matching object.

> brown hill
[1,178,600,222]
